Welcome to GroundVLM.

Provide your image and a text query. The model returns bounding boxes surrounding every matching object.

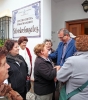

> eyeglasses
[58,35,65,39]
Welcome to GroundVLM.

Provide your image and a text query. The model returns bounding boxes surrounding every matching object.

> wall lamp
[82,0,88,12]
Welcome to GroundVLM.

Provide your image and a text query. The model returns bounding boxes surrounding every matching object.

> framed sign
[12,1,41,38]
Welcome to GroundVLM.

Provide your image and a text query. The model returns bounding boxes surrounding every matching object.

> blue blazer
[49,39,77,66]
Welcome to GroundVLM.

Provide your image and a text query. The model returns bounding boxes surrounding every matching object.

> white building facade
[0,0,88,79]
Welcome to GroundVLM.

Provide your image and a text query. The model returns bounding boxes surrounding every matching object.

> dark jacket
[49,39,77,66]
[6,55,28,94]
[34,56,56,95]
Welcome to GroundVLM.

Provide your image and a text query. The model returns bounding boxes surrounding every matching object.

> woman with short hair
[4,39,28,100]
[18,36,32,76]
[0,46,23,100]
[34,43,59,100]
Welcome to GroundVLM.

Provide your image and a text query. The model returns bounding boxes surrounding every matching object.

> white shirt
[19,47,31,75]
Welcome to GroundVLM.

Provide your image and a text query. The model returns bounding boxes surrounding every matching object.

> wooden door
[66,19,88,36]
[69,24,81,36]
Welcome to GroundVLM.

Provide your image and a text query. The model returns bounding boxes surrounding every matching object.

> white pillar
[41,0,51,41]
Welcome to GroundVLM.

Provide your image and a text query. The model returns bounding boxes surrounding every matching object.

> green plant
[0,40,4,47]
[0,39,7,47]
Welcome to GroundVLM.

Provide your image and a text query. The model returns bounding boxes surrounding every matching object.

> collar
[66,38,72,45]
[74,51,88,56]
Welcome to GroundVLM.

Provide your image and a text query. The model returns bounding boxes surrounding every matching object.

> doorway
[66,19,88,36]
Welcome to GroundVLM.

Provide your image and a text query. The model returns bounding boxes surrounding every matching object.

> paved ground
[0,82,35,100]
[0,92,35,100]
[26,81,35,100]
[26,92,35,100]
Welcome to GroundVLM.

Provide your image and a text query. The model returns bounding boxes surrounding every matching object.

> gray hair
[58,28,70,36]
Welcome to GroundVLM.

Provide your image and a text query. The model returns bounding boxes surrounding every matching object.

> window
[0,16,11,45]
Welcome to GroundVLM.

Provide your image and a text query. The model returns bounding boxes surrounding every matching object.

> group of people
[0,28,88,100]
[0,36,32,100]
[33,28,88,100]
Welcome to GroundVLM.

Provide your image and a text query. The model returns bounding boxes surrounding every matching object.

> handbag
[26,75,31,92]
[59,80,88,100]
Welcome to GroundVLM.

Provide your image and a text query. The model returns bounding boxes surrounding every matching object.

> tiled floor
[0,81,35,100]
[0,98,7,100]
[26,92,35,100]
[26,81,35,100]
[0,92,35,100]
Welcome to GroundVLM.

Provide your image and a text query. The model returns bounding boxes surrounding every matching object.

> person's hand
[54,77,57,82]
[54,66,61,71]
[9,90,23,100]
[0,83,23,100]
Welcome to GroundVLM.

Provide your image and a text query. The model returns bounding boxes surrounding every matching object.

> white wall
[52,0,88,49]
[42,0,51,40]
[1,0,88,79]
[51,0,60,50]
[0,0,52,80]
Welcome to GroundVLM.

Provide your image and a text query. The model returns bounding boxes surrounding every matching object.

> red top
[26,47,32,76]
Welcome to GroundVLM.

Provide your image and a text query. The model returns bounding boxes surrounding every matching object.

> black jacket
[6,55,28,94]
[34,56,56,95]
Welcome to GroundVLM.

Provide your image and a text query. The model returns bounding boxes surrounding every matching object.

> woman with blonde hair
[34,43,59,100]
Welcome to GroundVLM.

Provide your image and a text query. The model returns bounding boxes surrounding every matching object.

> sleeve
[72,40,77,55]
[19,55,28,74]
[73,45,77,55]
[26,47,32,66]
[49,47,58,59]
[56,58,73,82]
[38,62,57,80]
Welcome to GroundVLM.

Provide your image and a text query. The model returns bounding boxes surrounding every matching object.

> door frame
[66,18,88,35]
[66,18,88,29]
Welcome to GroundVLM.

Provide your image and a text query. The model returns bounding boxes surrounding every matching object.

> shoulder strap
[67,80,88,100]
